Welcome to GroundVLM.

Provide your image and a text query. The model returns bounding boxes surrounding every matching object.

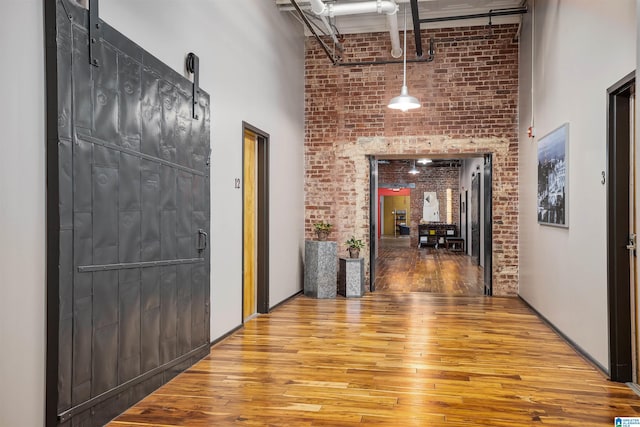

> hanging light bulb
[388,6,420,112]
[408,160,419,175]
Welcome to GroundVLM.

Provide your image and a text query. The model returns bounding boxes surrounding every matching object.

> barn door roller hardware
[88,0,101,66]
[186,52,200,120]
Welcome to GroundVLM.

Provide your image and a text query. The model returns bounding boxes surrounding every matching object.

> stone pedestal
[338,257,364,298]
[304,241,337,298]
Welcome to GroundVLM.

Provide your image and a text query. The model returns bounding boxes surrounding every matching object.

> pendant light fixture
[408,160,419,175]
[388,5,420,112]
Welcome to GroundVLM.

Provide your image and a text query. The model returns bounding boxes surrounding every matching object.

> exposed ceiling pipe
[290,0,338,64]
[409,0,422,58]
[308,0,343,50]
[309,0,402,58]
[337,38,433,66]
[320,15,343,49]
[385,7,402,58]
[418,7,528,24]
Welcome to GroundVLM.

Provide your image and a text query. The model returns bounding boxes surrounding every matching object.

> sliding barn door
[46,1,211,425]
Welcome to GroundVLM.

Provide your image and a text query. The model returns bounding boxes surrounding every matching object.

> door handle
[627,233,636,251]
[197,229,208,251]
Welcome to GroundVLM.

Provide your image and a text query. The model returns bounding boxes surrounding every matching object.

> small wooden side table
[445,237,465,252]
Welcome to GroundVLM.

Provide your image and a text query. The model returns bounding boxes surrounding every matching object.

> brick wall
[304,24,519,295]
[379,162,461,246]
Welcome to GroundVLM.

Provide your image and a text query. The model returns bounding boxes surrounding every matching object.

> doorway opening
[369,156,492,295]
[607,72,636,383]
[242,123,270,322]
[379,190,411,238]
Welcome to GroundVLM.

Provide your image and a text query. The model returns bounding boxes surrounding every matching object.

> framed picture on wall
[537,123,569,227]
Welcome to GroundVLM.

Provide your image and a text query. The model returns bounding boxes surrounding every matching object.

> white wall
[101,1,306,340]
[519,0,636,369]
[0,1,46,426]
[0,1,304,424]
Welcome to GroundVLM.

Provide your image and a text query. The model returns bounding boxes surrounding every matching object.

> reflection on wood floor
[375,236,484,295]
[109,293,640,426]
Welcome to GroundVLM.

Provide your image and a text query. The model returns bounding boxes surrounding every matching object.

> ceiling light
[408,160,419,175]
[417,158,432,165]
[388,6,420,112]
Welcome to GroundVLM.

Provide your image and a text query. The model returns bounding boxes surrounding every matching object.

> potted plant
[313,221,333,241]
[345,236,365,259]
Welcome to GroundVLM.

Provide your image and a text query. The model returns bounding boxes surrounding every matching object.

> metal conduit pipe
[290,0,337,64]
[385,10,402,58]
[409,0,422,58]
[320,15,343,49]
[308,0,343,50]
[309,0,402,58]
[418,7,528,24]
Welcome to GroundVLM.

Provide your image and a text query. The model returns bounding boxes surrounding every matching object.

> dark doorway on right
[607,71,636,383]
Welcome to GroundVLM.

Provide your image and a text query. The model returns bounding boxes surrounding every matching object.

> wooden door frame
[242,122,270,320]
[607,71,635,382]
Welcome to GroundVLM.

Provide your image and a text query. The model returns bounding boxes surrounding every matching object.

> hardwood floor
[376,237,484,295]
[109,293,640,426]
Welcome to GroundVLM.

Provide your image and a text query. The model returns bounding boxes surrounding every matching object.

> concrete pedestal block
[338,257,364,298]
[304,241,337,298]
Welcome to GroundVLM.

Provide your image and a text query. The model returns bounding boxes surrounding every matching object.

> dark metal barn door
[45,1,211,425]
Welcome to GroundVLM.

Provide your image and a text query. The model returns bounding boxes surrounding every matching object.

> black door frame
[471,170,481,264]
[607,71,635,382]
[484,154,493,296]
[242,122,270,317]
[465,190,469,252]
[368,155,493,295]
[369,156,378,292]
[44,1,61,424]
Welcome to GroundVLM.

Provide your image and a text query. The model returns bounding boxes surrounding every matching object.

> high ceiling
[277,0,526,34]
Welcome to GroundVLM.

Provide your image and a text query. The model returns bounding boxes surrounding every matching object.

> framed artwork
[537,123,569,227]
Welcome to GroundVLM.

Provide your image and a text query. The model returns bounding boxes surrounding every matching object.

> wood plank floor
[376,237,484,295]
[109,293,640,426]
